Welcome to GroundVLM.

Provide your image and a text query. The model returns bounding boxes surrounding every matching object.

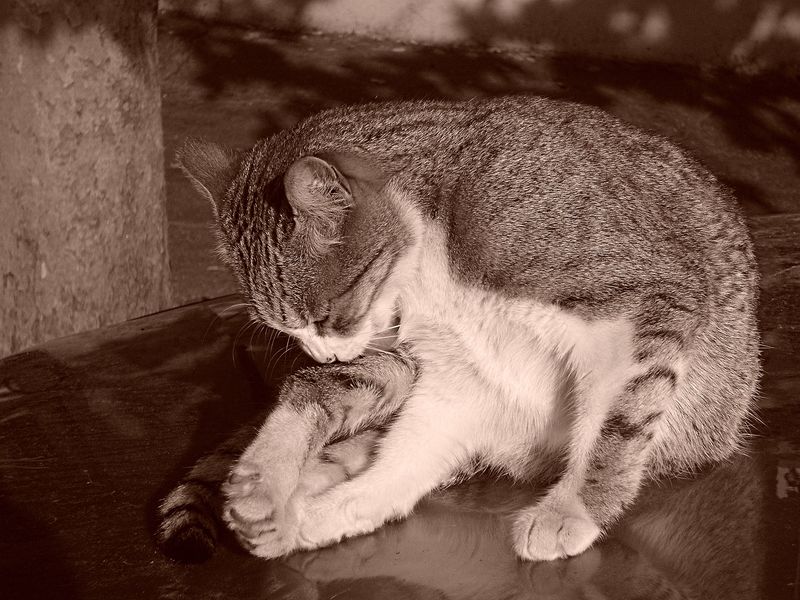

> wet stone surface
[1,208,799,600]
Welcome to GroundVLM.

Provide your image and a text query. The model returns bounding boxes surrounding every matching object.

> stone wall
[0,0,171,356]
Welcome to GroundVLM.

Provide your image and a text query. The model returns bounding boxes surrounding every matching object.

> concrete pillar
[0,0,171,356]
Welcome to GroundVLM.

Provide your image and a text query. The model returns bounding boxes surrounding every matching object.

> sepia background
[1,2,799,599]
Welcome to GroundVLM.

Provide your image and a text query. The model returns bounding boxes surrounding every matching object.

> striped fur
[157,422,256,562]
[165,95,760,563]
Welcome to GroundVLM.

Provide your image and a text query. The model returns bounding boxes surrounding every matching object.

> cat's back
[291,95,740,232]
[257,96,753,307]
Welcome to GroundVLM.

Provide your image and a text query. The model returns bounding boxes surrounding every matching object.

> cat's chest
[395,224,633,401]
[397,232,564,399]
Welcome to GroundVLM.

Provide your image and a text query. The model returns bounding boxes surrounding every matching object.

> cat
[157,95,760,564]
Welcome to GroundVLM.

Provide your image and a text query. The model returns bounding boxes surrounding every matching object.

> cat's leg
[157,418,379,562]
[233,375,479,558]
[223,350,416,555]
[294,430,381,499]
[514,306,690,561]
[294,390,476,553]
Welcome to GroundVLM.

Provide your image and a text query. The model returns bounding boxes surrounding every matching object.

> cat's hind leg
[293,430,381,499]
[223,351,415,555]
[514,306,691,561]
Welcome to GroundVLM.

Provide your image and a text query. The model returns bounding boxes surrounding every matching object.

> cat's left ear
[284,156,354,256]
[175,138,242,218]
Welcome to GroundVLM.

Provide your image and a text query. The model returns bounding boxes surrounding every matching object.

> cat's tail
[157,472,223,563]
[157,426,257,563]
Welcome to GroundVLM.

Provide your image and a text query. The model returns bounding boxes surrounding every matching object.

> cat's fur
[157,95,759,563]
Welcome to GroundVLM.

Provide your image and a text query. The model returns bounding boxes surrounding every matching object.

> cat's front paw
[512,503,601,561]
[223,460,300,558]
[294,490,378,552]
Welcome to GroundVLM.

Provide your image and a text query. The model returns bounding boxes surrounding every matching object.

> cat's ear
[284,156,354,255]
[175,138,241,217]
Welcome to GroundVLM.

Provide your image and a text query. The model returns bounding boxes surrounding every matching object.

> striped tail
[157,474,222,563]
[157,425,257,563]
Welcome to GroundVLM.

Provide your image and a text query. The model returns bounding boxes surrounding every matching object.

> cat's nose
[311,350,335,363]
[298,339,335,363]
[308,350,335,363]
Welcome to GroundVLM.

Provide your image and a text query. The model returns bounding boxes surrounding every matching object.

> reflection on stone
[259,451,765,599]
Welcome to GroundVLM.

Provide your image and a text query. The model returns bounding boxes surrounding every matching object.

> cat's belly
[399,300,572,470]
[396,224,634,462]
[397,232,573,458]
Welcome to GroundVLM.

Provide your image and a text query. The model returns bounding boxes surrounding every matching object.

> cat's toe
[513,505,601,561]
[225,495,299,559]
[228,506,277,536]
[223,460,277,532]
[238,526,299,559]
[222,462,306,558]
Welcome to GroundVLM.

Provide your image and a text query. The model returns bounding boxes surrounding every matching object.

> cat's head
[176,138,413,363]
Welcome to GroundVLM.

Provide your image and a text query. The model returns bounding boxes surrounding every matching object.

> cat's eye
[312,317,329,334]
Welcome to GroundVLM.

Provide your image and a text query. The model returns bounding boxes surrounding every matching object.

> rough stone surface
[0,0,171,356]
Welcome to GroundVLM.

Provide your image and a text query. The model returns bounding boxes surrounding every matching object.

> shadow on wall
[453,0,800,72]
[163,0,800,72]
[163,6,800,215]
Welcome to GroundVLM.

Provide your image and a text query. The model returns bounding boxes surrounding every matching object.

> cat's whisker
[231,319,259,367]
[262,325,277,355]
[288,349,305,373]
[365,345,396,357]
[219,302,253,317]
[205,302,254,343]
[277,335,297,374]
[252,323,266,355]
[201,315,222,344]
[265,327,280,353]
[266,334,297,376]
[253,324,272,369]
[264,334,280,374]
[265,343,287,376]
[259,327,285,372]
[247,320,264,350]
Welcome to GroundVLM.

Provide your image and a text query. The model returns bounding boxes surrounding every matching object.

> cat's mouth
[299,312,402,363]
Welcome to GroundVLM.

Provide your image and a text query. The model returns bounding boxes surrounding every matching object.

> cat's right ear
[175,138,241,218]
[283,156,354,256]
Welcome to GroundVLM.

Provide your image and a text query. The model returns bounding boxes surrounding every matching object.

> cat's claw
[513,504,601,561]
[223,460,301,557]
[223,460,276,522]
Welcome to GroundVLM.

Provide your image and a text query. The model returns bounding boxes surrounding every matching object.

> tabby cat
[157,95,759,563]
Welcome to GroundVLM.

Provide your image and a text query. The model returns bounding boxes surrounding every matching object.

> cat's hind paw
[512,503,601,561]
[222,460,299,558]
